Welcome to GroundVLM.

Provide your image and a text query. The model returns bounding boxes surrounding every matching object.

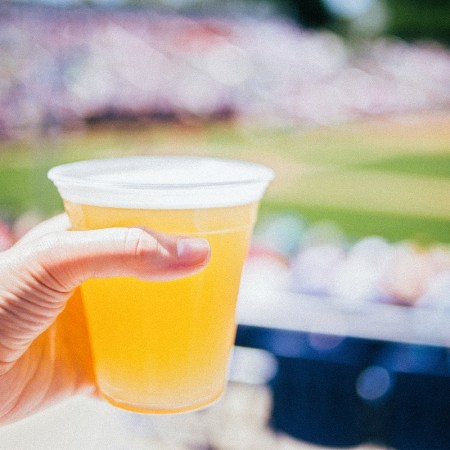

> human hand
[0,214,210,424]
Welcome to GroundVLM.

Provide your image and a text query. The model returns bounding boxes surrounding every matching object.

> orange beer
[49,157,273,413]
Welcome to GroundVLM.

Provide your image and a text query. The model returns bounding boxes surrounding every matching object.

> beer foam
[48,156,274,209]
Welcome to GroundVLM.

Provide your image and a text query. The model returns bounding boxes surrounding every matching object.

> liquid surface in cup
[65,200,257,413]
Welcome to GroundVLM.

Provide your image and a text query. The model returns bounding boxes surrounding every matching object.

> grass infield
[0,114,449,243]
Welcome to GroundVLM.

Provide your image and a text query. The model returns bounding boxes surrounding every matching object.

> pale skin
[0,214,210,425]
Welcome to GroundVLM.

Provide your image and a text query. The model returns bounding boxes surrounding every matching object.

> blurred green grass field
[0,114,449,243]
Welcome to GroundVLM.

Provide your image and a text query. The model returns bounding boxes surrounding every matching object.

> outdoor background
[0,1,450,449]
[1,0,449,244]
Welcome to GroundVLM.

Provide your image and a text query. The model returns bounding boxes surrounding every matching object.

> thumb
[32,226,211,289]
[0,227,210,364]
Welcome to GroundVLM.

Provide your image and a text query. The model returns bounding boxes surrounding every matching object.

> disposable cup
[48,156,273,414]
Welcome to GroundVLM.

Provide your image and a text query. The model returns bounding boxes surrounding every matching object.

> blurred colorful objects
[250,214,450,309]
[0,210,45,252]
[1,3,450,137]
[0,219,14,251]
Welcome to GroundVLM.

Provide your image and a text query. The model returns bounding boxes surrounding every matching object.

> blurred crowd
[1,3,450,137]
[250,215,450,310]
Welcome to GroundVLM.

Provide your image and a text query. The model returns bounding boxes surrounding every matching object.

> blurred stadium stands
[1,2,449,137]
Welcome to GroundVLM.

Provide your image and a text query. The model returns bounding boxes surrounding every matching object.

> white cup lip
[48,156,274,189]
[48,156,274,209]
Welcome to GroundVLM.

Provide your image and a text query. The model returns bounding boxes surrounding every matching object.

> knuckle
[123,228,157,259]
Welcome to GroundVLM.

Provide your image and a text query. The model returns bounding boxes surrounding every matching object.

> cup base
[100,388,225,415]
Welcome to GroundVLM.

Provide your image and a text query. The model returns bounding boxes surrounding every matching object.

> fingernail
[177,238,210,265]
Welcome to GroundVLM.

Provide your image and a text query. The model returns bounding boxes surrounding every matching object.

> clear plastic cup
[48,156,273,414]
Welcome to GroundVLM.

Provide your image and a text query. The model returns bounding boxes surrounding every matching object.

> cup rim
[48,156,274,190]
[48,156,274,209]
